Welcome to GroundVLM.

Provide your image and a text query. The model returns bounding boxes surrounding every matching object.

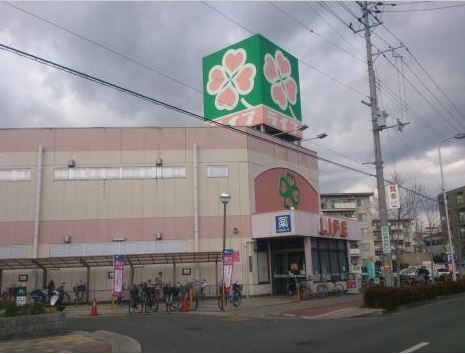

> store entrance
[270,237,306,295]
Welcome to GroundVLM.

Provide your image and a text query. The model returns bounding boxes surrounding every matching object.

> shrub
[4,303,19,317]
[30,302,45,315]
[364,279,465,311]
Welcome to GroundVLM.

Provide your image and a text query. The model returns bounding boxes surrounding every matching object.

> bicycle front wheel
[335,284,344,296]
[315,285,327,299]
[232,294,241,307]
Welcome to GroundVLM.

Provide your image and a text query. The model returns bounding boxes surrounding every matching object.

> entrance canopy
[0,251,222,270]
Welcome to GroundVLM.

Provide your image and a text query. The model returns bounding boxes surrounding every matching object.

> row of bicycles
[288,276,347,300]
[127,279,208,314]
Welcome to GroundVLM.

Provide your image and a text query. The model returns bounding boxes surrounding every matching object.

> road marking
[401,342,429,353]
[283,313,296,317]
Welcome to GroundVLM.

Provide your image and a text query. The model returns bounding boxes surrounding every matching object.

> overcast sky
[0,1,464,205]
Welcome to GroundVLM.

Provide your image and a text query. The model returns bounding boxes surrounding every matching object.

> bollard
[296,285,301,301]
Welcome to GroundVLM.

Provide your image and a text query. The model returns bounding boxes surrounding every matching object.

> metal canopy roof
[0,251,222,270]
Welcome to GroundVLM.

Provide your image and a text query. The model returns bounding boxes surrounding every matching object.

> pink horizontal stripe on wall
[0,215,251,245]
[0,127,248,152]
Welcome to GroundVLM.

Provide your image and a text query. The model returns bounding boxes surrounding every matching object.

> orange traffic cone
[89,298,98,316]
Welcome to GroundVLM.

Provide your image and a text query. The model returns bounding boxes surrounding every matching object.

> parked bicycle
[142,283,159,313]
[296,276,327,300]
[163,282,182,313]
[217,281,242,310]
[128,283,143,314]
[73,282,86,305]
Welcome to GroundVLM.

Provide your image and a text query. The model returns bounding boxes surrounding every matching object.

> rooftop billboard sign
[203,34,303,137]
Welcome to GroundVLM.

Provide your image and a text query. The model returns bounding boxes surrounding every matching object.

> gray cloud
[0,1,464,199]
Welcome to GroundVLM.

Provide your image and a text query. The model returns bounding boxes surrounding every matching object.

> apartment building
[320,193,375,273]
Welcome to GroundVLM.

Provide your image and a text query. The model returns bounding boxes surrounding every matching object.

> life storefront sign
[112,255,124,297]
[223,249,234,289]
[318,216,348,238]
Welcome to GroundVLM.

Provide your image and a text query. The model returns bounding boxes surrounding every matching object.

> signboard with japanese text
[381,225,391,254]
[387,184,400,209]
[275,214,292,233]
[112,255,123,297]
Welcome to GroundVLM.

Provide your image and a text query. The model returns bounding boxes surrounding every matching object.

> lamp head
[220,192,231,204]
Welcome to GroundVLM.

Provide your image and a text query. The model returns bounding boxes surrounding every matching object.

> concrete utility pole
[361,1,394,286]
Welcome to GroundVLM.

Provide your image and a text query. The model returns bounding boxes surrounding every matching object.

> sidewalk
[63,293,382,320]
[0,330,141,353]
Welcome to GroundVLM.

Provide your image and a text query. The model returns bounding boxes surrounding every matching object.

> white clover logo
[206,48,256,111]
[263,50,298,118]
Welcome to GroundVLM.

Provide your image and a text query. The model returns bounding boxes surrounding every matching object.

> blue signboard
[275,215,291,233]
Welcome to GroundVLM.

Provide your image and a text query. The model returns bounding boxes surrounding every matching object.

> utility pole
[361,1,394,286]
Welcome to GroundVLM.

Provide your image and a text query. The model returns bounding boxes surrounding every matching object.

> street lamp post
[300,133,328,142]
[438,133,465,281]
[219,192,231,310]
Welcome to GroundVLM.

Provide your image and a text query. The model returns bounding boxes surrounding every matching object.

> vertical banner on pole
[223,249,234,289]
[113,255,123,297]
[387,184,400,209]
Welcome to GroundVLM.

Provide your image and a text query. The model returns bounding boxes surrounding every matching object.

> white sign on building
[387,184,400,209]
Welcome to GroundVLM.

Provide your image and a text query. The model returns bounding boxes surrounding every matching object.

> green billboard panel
[203,34,302,125]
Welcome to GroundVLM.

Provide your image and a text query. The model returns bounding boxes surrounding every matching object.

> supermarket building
[0,34,361,299]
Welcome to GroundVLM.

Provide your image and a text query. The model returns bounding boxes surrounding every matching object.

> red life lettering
[340,221,348,238]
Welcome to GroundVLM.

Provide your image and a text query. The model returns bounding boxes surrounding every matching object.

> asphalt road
[68,294,465,352]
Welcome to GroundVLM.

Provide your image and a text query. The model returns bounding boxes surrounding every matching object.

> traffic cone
[90,298,98,316]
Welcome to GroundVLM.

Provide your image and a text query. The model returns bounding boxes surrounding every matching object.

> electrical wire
[2,2,202,97]
[0,41,375,179]
[304,2,364,58]
[201,1,368,98]
[267,2,365,63]
[0,41,443,205]
[382,3,465,12]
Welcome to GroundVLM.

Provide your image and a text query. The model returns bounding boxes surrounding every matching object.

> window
[358,213,367,222]
[0,169,31,182]
[461,226,465,239]
[357,199,363,207]
[207,165,229,178]
[257,251,270,283]
[456,193,464,205]
[54,166,185,181]
[460,212,465,223]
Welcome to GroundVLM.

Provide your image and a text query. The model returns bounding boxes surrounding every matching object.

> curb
[90,330,142,353]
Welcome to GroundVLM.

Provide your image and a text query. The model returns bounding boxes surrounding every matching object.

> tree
[371,172,427,277]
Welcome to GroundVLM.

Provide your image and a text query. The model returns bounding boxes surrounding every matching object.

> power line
[201,1,368,97]
[382,3,465,13]
[2,2,202,97]
[267,2,365,63]
[0,41,375,179]
[0,40,443,206]
[377,22,465,130]
[405,46,465,126]
[381,52,461,135]
[304,2,364,58]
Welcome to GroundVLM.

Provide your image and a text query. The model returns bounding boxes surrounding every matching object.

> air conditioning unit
[155,232,163,240]
[64,234,71,244]
[67,159,76,168]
